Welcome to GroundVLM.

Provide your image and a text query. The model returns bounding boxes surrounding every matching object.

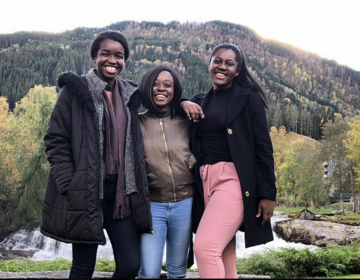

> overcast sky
[1,0,359,71]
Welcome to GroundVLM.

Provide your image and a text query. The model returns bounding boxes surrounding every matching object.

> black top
[151,110,167,118]
[196,89,233,165]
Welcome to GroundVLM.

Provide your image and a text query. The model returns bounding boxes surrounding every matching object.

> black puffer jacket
[41,72,152,244]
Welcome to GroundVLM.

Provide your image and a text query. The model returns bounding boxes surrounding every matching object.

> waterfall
[0,226,113,261]
[0,216,318,268]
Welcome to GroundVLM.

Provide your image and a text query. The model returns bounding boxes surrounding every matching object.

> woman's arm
[249,93,277,225]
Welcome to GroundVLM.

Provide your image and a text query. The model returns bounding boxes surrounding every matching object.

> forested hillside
[2,20,360,233]
[1,20,360,140]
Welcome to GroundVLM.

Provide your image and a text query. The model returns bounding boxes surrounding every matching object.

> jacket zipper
[95,113,105,243]
[159,119,177,201]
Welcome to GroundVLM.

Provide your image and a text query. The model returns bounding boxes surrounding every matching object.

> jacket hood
[57,71,96,118]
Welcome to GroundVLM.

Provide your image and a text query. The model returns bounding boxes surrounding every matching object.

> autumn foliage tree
[344,113,360,212]
[269,126,288,197]
[0,97,20,219]
[319,115,352,211]
[0,86,56,229]
[276,138,326,208]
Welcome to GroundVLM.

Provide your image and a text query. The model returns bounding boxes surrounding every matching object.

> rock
[274,219,360,247]
[295,209,315,220]
[272,211,291,218]
[0,250,36,260]
[334,209,345,215]
[0,228,13,244]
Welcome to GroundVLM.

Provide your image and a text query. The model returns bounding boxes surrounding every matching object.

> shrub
[236,242,360,279]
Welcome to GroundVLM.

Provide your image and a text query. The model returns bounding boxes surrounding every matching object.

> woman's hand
[180,101,205,122]
[256,198,275,226]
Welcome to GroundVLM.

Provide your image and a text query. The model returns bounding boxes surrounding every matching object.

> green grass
[2,243,360,279]
[0,258,116,273]
[0,258,72,272]
[275,206,360,223]
[330,275,360,279]
[331,202,353,206]
[315,275,360,279]
[275,206,334,215]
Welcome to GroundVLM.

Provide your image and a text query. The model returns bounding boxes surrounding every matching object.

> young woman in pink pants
[180,43,277,278]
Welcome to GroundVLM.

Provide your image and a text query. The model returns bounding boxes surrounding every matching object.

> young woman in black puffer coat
[41,30,152,279]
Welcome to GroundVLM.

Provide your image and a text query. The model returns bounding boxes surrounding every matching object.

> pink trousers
[193,162,244,278]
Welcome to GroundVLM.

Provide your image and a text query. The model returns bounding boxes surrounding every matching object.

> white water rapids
[0,216,318,268]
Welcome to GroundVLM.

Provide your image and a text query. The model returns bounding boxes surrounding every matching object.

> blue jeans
[69,181,140,279]
[139,197,193,279]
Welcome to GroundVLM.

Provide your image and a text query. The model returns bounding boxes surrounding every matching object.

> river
[0,216,318,268]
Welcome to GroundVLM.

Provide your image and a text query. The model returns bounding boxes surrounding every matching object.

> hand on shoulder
[180,100,205,122]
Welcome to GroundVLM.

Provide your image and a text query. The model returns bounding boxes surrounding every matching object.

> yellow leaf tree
[344,113,360,212]
[0,85,57,229]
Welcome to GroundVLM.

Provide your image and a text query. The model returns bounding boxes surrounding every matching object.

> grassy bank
[275,206,360,225]
[275,205,360,216]
[0,258,114,272]
[1,243,360,279]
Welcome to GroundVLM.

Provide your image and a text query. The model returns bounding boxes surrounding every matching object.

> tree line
[271,115,360,212]
[1,85,360,232]
[1,20,360,140]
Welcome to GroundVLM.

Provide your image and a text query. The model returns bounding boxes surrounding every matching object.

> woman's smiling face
[209,48,239,90]
[94,38,125,85]
[152,70,174,112]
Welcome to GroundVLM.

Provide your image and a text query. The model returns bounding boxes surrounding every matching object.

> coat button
[227,128,233,135]
[245,191,250,197]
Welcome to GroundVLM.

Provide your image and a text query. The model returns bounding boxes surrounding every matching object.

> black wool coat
[190,83,277,248]
[41,72,152,244]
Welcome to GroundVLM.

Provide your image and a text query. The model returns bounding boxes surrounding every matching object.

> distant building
[323,161,334,179]
[340,193,359,203]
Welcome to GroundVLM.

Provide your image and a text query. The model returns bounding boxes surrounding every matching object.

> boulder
[0,249,36,260]
[274,219,360,247]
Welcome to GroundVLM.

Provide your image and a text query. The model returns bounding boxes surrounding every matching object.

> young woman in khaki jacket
[138,65,195,278]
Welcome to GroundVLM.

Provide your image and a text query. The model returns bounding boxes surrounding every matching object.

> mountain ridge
[0,20,359,140]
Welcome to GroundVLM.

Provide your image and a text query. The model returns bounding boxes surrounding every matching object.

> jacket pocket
[50,193,68,237]
[186,154,197,171]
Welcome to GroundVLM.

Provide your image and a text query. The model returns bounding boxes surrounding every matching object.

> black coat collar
[197,83,251,126]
